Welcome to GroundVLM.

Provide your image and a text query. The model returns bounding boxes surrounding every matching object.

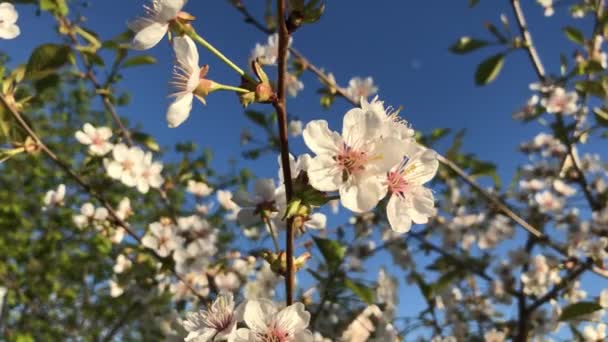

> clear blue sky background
[3,0,607,338]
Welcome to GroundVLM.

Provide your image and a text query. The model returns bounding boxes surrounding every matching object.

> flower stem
[215,84,251,94]
[263,217,280,253]
[189,31,252,81]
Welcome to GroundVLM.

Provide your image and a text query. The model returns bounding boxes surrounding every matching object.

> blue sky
[3,0,607,338]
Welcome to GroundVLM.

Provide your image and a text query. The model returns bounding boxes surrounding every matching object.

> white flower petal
[303,120,341,155]
[307,155,342,192]
[173,35,199,72]
[339,176,385,213]
[167,92,194,128]
[242,299,277,330]
[386,195,413,234]
[131,21,168,50]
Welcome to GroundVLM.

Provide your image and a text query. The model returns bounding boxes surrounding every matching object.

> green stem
[215,84,251,94]
[189,31,252,81]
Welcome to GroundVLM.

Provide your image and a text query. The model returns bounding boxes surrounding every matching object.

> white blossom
[288,120,303,137]
[134,151,164,194]
[129,0,187,50]
[75,123,113,156]
[187,180,214,197]
[182,292,238,342]
[345,77,378,102]
[233,179,278,227]
[250,33,292,65]
[235,300,312,342]
[105,144,145,187]
[43,184,66,209]
[0,2,20,40]
[541,87,578,115]
[142,221,183,258]
[303,107,403,212]
[113,254,132,274]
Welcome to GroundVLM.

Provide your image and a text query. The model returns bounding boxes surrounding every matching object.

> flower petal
[167,92,194,128]
[173,35,199,72]
[386,194,413,233]
[307,155,342,192]
[275,302,310,334]
[303,120,341,156]
[131,21,168,50]
[242,299,276,330]
[339,176,385,213]
[0,24,20,40]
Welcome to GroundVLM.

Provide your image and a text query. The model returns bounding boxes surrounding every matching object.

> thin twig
[511,0,546,79]
[0,94,208,302]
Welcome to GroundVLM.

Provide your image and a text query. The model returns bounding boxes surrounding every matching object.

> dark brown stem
[272,0,296,305]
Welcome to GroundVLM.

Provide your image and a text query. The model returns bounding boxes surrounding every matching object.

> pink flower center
[91,133,105,147]
[386,156,410,198]
[122,159,134,171]
[256,325,289,342]
[334,143,368,179]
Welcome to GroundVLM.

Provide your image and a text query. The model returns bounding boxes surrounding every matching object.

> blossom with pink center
[534,190,564,213]
[182,292,239,342]
[345,76,378,102]
[141,221,183,258]
[134,151,164,194]
[384,142,438,233]
[75,123,113,156]
[105,144,145,187]
[233,179,279,226]
[541,87,578,115]
[235,300,312,342]
[303,108,403,212]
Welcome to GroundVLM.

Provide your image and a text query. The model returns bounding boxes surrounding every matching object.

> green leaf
[469,0,480,7]
[122,55,157,68]
[475,53,505,86]
[345,279,374,304]
[131,131,160,152]
[39,0,68,15]
[313,237,346,270]
[559,302,603,321]
[449,37,489,54]
[563,26,585,45]
[593,107,608,126]
[26,44,72,80]
[244,110,268,127]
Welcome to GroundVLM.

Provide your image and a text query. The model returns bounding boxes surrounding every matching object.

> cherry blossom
[235,300,312,342]
[303,108,403,212]
[43,184,66,209]
[134,151,164,194]
[0,2,20,40]
[187,180,214,197]
[129,0,188,50]
[384,142,438,233]
[233,179,278,226]
[344,77,378,102]
[105,144,145,187]
[250,33,292,65]
[74,123,113,156]
[167,36,214,128]
[182,292,239,342]
[541,87,578,115]
[142,220,183,258]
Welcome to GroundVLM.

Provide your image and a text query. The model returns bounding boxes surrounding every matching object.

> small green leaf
[122,55,157,68]
[345,279,374,304]
[559,302,603,321]
[449,37,489,54]
[26,44,72,79]
[244,110,268,127]
[475,53,505,86]
[313,237,346,270]
[469,0,480,7]
[563,26,585,45]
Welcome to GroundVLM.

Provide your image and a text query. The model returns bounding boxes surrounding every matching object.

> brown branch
[0,94,209,302]
[272,0,296,305]
[510,0,546,79]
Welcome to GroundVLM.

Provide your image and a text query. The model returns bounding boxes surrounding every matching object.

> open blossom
[360,96,415,140]
[384,142,438,233]
[285,72,304,98]
[182,292,238,342]
[345,77,378,102]
[541,87,578,115]
[43,184,66,209]
[534,190,564,213]
[521,254,561,296]
[72,202,109,229]
[113,254,132,274]
[233,179,278,226]
[537,0,554,16]
[303,108,403,212]
[106,144,145,187]
[75,123,113,156]
[0,2,20,40]
[235,300,312,342]
[583,323,606,341]
[128,0,187,50]
[288,120,303,137]
[168,36,216,128]
[134,152,164,194]
[109,279,124,297]
[142,221,183,257]
[187,180,214,197]
[250,33,292,65]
